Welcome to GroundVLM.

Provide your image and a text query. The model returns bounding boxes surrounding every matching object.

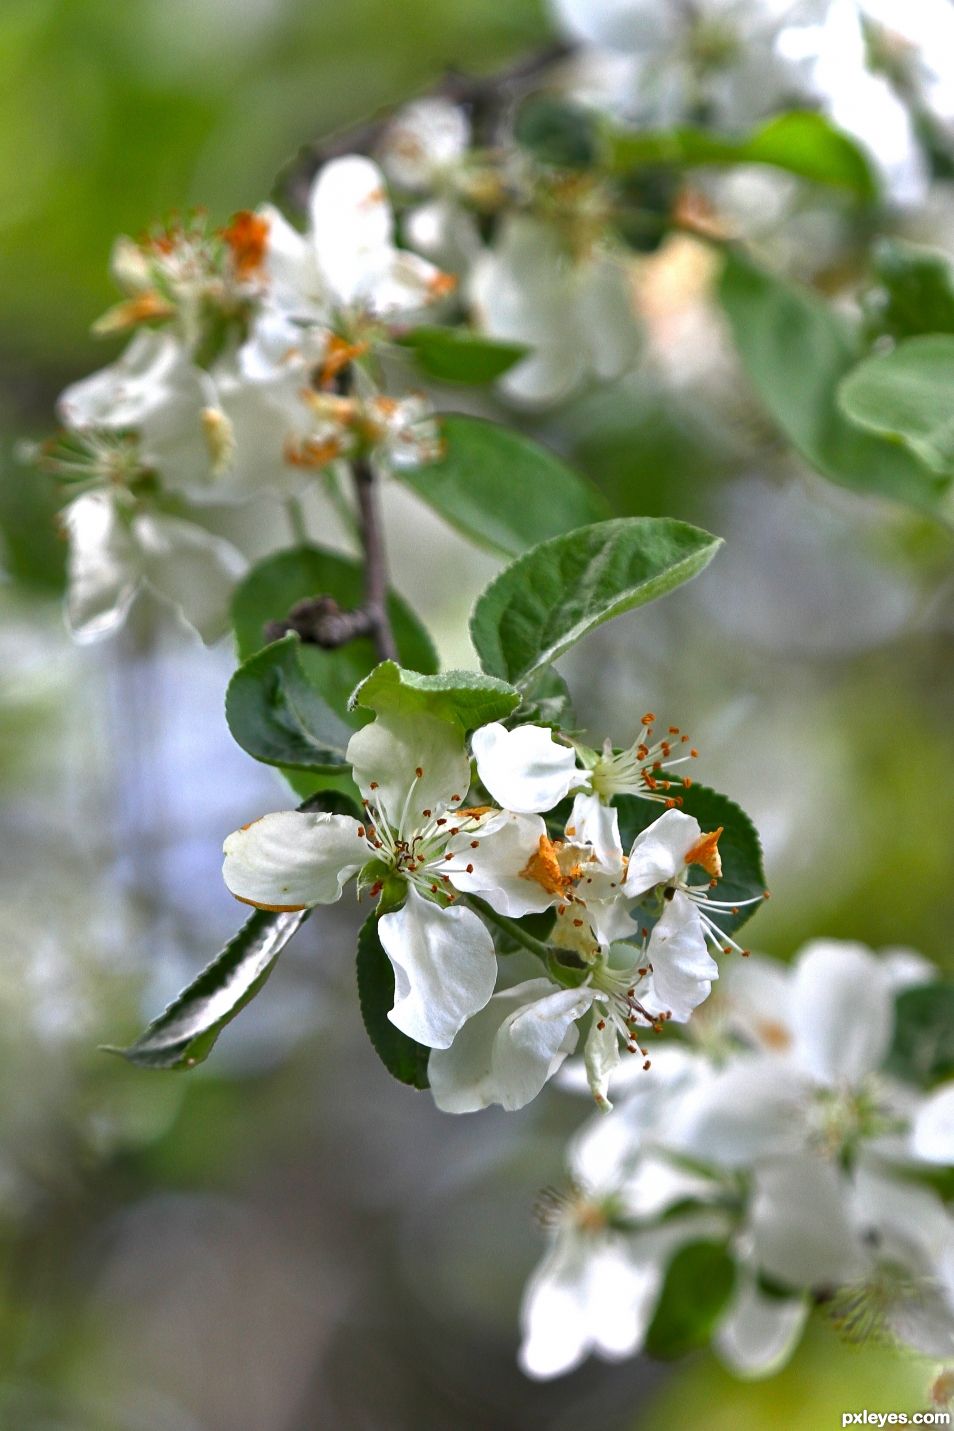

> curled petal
[222,811,367,909]
[63,492,140,643]
[623,808,701,897]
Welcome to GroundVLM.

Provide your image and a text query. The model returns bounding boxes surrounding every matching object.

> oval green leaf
[645,1240,737,1359]
[349,659,520,729]
[226,633,354,771]
[470,516,722,686]
[402,415,610,558]
[838,335,954,476]
[398,326,529,383]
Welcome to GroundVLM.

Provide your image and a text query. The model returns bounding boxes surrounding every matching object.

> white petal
[576,252,641,382]
[310,155,394,310]
[377,886,496,1049]
[714,1277,808,1379]
[134,512,247,644]
[361,249,449,318]
[447,811,556,917]
[62,493,140,643]
[913,1085,954,1164]
[623,808,701,897]
[222,810,367,909]
[568,791,623,868]
[789,939,894,1086]
[57,330,181,431]
[664,1055,801,1167]
[379,98,471,190]
[429,977,589,1113]
[750,1155,864,1288]
[719,954,795,1055]
[472,721,580,814]
[258,203,327,318]
[346,712,471,830]
[584,1010,621,1111]
[644,892,717,1021]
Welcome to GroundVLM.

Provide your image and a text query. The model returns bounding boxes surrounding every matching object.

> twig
[351,453,398,662]
[277,41,573,208]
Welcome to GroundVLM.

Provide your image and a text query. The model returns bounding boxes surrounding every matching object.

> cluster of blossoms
[519,939,954,1392]
[222,708,757,1113]
[31,158,449,643]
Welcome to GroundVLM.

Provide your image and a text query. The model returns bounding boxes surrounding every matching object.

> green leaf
[607,110,876,198]
[470,516,722,687]
[231,545,438,797]
[863,238,954,342]
[402,415,610,558]
[719,252,950,515]
[349,660,520,729]
[645,1240,737,1359]
[398,326,529,383]
[509,666,575,730]
[616,781,766,938]
[515,94,599,168]
[108,791,359,1070]
[838,335,954,475]
[108,908,309,1070]
[356,912,430,1089]
[886,983,954,1088]
[226,634,354,771]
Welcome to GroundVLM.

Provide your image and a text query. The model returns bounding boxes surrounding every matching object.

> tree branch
[351,452,398,662]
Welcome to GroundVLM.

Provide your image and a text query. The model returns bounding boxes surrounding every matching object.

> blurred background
[2,0,953,1426]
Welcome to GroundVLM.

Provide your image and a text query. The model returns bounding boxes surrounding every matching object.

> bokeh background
[2,0,953,1426]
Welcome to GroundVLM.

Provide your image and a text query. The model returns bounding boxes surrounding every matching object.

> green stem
[285,495,309,545]
[465,895,552,963]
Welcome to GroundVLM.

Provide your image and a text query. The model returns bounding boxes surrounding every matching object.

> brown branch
[264,595,375,649]
[277,41,573,208]
[351,453,398,662]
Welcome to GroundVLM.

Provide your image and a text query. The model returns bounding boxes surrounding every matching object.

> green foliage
[514,94,599,168]
[838,335,954,476]
[356,912,430,1089]
[350,660,520,729]
[607,110,876,197]
[231,545,437,796]
[108,907,311,1070]
[886,983,954,1088]
[863,238,954,342]
[402,415,609,558]
[226,634,353,770]
[616,781,767,937]
[645,1239,737,1359]
[719,252,950,515]
[398,326,529,383]
[509,667,575,729]
[470,516,722,686]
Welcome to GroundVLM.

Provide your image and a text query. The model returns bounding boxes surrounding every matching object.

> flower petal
[714,1276,808,1379]
[568,791,624,868]
[222,810,367,909]
[346,711,471,830]
[584,1008,621,1111]
[63,493,140,643]
[377,886,496,1049]
[309,155,394,310]
[664,1055,801,1168]
[912,1084,954,1164]
[134,512,248,644]
[472,721,580,815]
[750,1154,863,1288]
[57,330,181,431]
[789,939,894,1086]
[447,811,556,916]
[644,892,717,1021]
[623,808,701,897]
[429,977,590,1113]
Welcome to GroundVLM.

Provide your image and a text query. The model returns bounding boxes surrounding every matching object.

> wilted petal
[789,940,893,1086]
[714,1276,808,1378]
[134,512,247,644]
[63,492,141,643]
[346,711,471,830]
[429,977,590,1113]
[222,810,367,909]
[377,886,496,1049]
[472,721,580,814]
[623,808,700,897]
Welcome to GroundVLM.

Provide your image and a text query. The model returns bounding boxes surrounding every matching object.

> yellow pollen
[519,835,570,896]
[684,826,723,879]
